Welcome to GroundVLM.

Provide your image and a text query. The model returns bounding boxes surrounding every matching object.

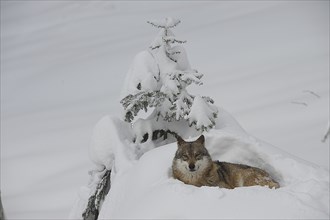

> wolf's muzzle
[189,163,196,171]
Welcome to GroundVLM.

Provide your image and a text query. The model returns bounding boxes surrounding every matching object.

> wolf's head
[173,135,212,173]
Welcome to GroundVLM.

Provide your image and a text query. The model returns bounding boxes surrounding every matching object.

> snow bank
[71,108,329,219]
[100,145,328,219]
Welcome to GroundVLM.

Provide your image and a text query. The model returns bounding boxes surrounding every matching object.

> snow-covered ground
[70,110,329,219]
[1,1,329,219]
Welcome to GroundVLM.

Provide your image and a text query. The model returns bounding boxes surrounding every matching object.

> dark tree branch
[291,101,308,107]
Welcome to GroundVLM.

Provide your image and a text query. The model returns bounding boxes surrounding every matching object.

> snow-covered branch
[121,91,167,122]
[188,95,218,131]
[163,36,187,45]
[147,18,181,29]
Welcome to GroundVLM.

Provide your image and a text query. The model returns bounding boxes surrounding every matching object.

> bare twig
[322,123,330,143]
[303,90,321,98]
[291,101,308,107]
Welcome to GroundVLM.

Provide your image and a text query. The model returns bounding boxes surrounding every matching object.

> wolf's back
[214,161,280,188]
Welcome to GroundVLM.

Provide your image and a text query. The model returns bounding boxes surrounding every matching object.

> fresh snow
[1,1,329,219]
[188,95,217,130]
[70,108,329,219]
[121,50,159,98]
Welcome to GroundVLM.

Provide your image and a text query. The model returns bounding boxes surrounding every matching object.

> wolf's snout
[189,163,195,171]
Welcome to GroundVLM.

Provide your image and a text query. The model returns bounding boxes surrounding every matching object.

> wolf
[172,135,280,189]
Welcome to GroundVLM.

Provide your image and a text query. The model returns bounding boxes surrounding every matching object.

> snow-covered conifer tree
[121,17,218,143]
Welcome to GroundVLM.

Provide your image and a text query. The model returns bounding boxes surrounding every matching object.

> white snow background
[1,1,329,219]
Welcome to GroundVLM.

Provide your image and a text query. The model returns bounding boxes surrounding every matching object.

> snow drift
[70,108,329,219]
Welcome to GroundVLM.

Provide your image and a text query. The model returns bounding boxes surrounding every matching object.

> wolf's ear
[196,135,205,145]
[177,136,185,147]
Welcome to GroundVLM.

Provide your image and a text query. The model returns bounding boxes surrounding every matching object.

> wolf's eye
[182,155,188,161]
[195,154,203,160]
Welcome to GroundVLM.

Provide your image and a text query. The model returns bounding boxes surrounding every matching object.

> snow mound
[89,115,134,170]
[71,108,329,219]
[100,144,328,219]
